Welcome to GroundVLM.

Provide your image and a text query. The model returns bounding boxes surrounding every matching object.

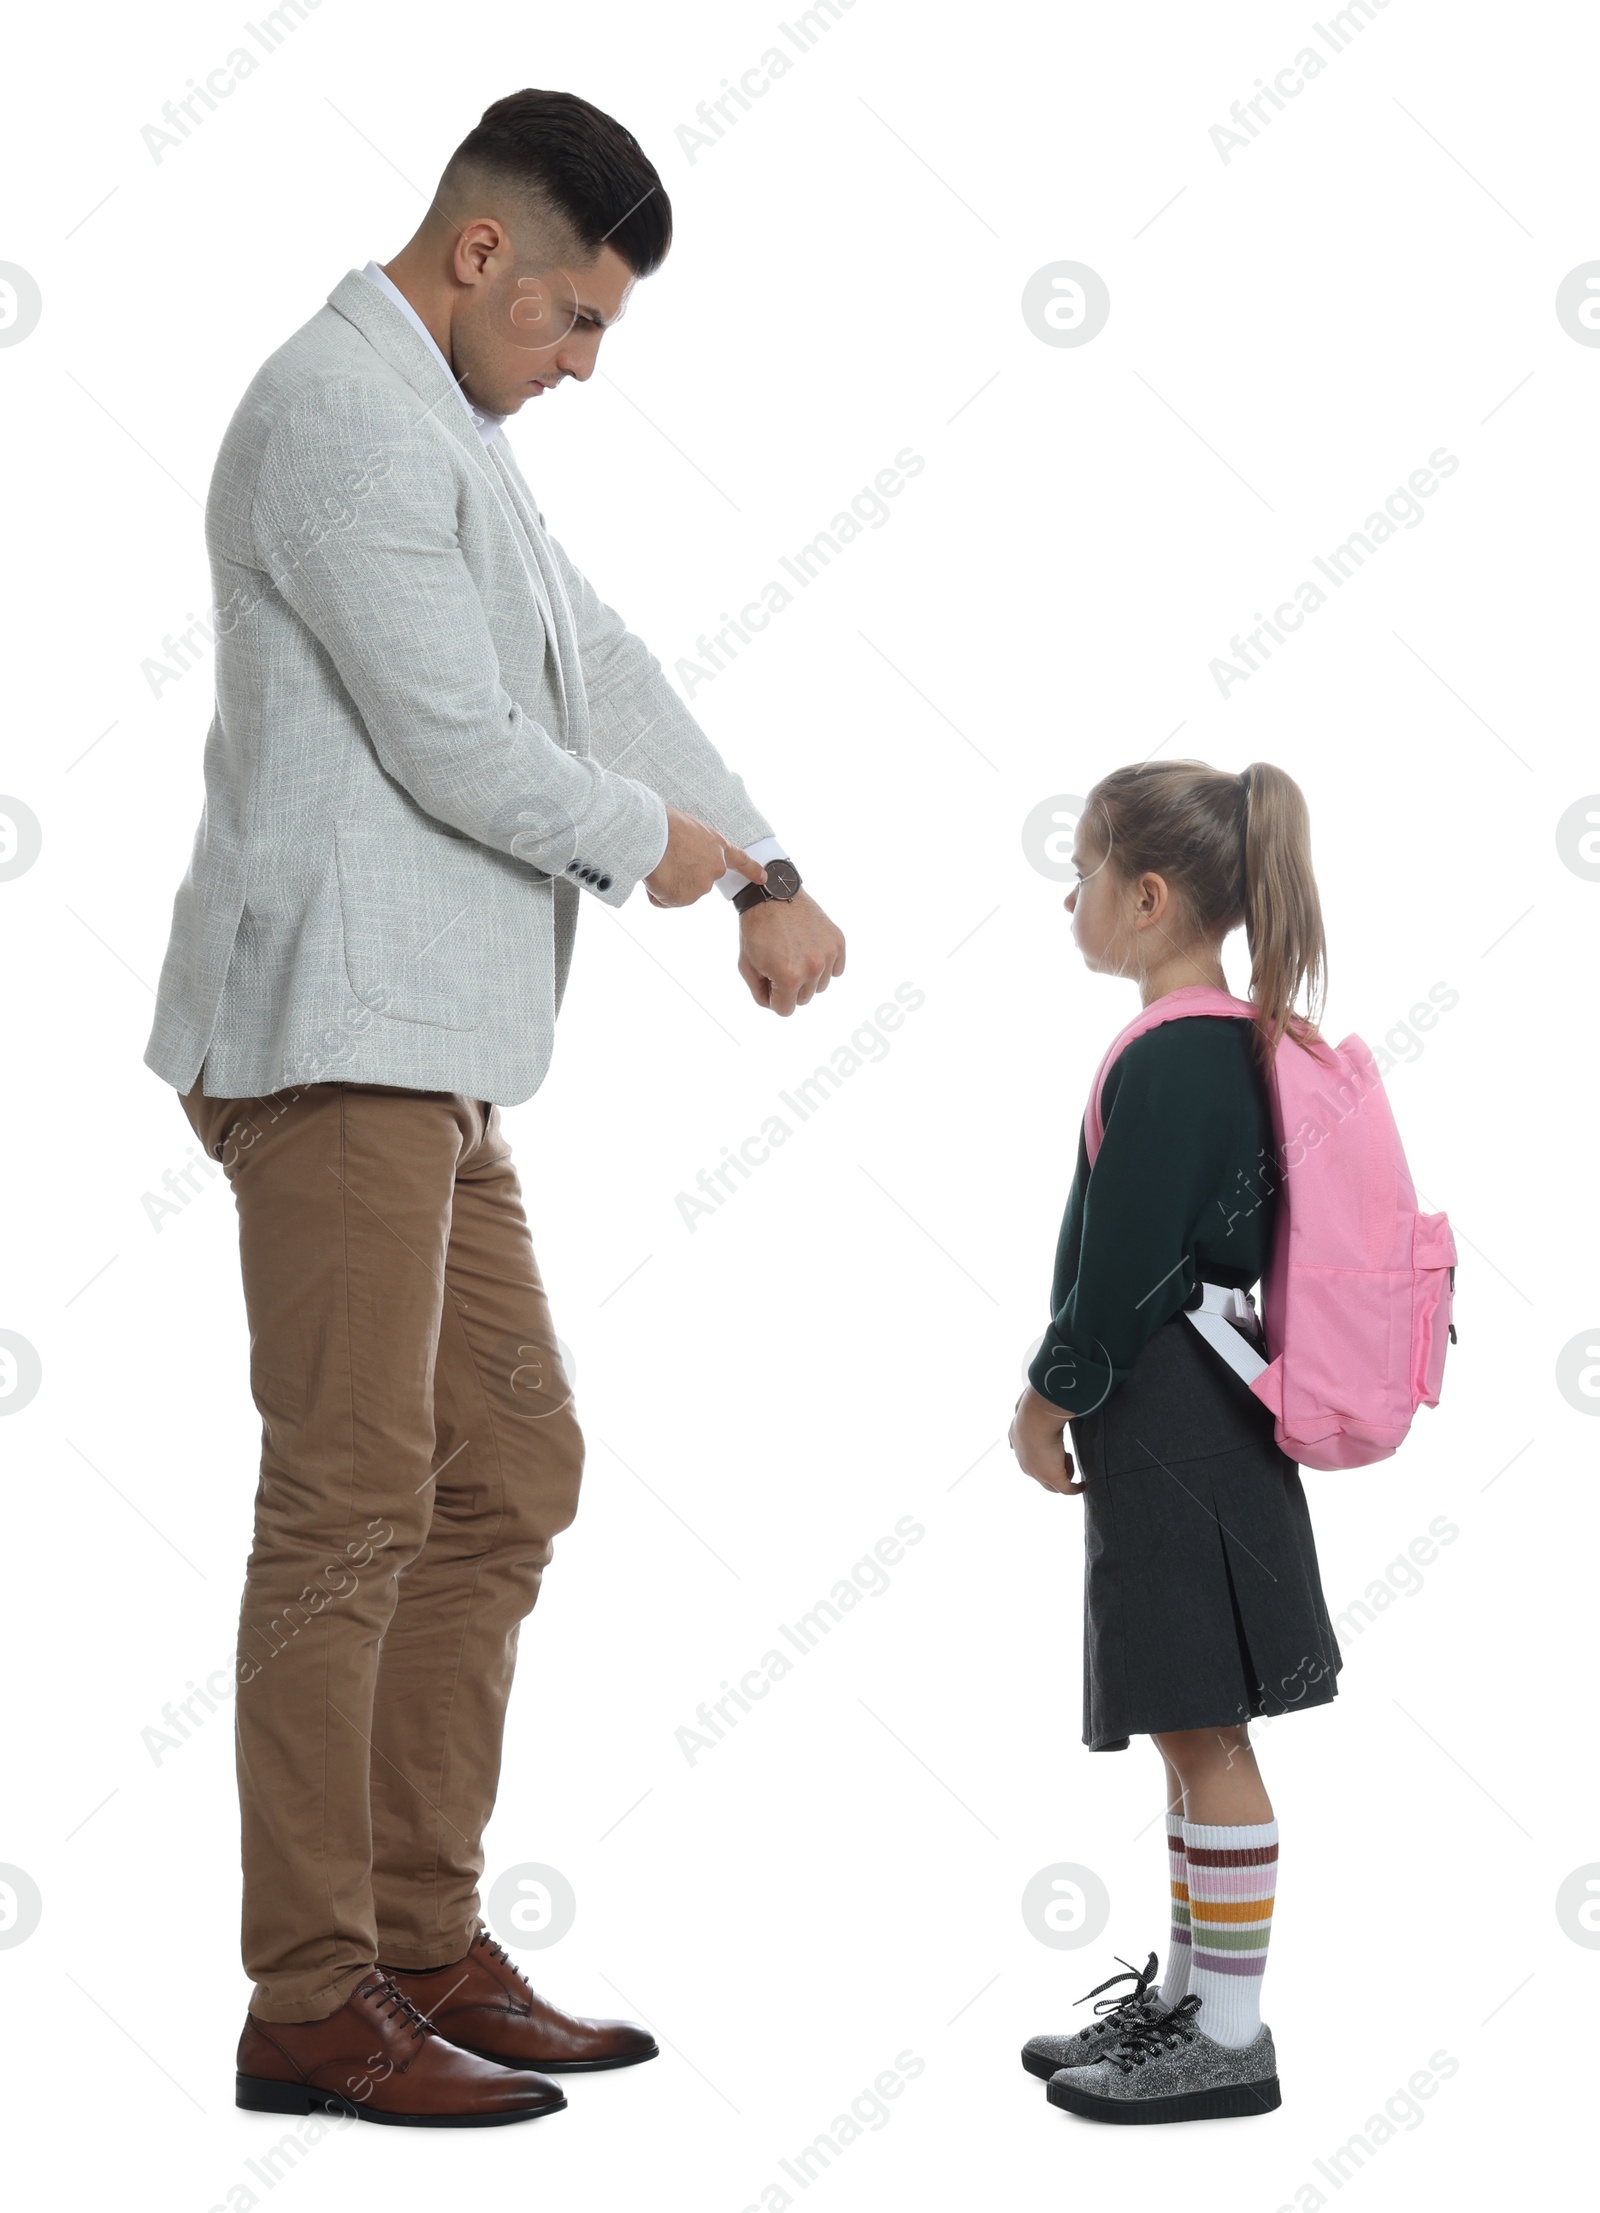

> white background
[0,0,1593,2205]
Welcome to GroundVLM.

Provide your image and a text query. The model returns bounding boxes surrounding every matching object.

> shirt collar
[360,259,507,446]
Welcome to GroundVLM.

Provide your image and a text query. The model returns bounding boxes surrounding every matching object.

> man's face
[453,240,636,417]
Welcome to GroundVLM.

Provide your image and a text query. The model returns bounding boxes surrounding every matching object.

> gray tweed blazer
[144,269,772,1106]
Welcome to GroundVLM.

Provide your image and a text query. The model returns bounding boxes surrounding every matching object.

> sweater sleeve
[1026,1026,1248,1415]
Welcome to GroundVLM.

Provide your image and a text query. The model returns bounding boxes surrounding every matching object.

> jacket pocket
[333,822,483,1031]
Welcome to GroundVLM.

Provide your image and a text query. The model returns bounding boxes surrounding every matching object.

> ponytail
[1081,756,1327,1065]
[1239,761,1326,1063]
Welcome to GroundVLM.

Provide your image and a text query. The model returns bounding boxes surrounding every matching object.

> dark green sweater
[1027,1016,1276,1415]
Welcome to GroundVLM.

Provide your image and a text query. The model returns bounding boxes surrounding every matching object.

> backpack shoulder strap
[1084,986,1258,1166]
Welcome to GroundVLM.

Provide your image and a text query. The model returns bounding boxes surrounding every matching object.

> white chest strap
[1184,1281,1269,1385]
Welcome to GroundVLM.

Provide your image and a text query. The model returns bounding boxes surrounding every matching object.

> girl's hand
[1009,1386,1083,1495]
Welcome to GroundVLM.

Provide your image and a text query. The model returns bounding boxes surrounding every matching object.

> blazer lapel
[482,441,574,728]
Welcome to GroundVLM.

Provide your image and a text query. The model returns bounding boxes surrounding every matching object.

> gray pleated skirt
[1066,1315,1342,1751]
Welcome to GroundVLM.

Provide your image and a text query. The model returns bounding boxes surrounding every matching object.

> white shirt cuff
[718,833,790,899]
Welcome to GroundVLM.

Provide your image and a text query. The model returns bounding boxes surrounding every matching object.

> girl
[1010,759,1342,2125]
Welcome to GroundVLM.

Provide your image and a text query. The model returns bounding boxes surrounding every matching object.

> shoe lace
[1075,1951,1160,2023]
[368,1976,440,2041]
[476,1929,531,1992]
[1104,1991,1202,2072]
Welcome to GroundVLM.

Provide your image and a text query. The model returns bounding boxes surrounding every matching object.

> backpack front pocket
[1410,1213,1457,1409]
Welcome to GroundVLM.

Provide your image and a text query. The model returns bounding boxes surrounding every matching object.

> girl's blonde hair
[1081,757,1327,1062]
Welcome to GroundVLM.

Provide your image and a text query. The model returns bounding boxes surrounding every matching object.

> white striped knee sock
[1183,1817,1278,2047]
[1159,1813,1191,2005]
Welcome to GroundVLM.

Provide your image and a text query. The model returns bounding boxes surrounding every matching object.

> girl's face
[1065,823,1136,974]
[1067,810,1231,997]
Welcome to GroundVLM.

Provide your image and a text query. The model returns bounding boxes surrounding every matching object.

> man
[145,88,845,2127]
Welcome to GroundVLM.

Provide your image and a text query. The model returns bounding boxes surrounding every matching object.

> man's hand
[1009,1385,1082,1495]
[737,889,846,1015]
[645,806,764,908]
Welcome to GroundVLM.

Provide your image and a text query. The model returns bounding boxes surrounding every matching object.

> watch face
[764,858,802,901]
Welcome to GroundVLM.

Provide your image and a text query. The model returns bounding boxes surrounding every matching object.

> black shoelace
[1075,1951,1160,2026]
[1104,1990,1202,2072]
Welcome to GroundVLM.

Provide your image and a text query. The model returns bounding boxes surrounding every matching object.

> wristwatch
[733,857,803,913]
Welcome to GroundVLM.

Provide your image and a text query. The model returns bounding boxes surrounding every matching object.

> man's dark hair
[438,89,672,277]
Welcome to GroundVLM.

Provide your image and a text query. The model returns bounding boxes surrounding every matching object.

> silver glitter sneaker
[1047,1992,1281,2123]
[1020,1952,1169,2081]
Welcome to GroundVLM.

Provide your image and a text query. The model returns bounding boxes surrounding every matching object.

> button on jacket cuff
[512,783,669,908]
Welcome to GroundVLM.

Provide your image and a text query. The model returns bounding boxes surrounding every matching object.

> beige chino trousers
[179,1079,583,2022]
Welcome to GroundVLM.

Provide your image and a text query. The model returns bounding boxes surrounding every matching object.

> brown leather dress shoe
[236,1969,567,2125]
[383,1929,659,2073]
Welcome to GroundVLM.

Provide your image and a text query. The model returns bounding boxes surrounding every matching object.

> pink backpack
[1084,985,1456,1470]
